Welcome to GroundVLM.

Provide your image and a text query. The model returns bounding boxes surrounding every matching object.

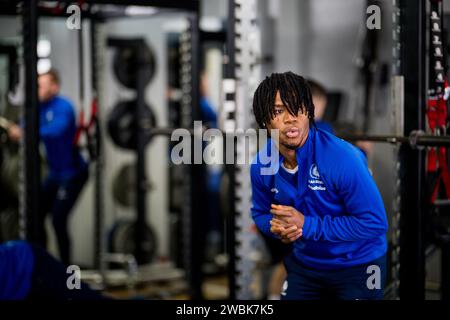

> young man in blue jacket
[250,72,388,300]
[8,69,88,265]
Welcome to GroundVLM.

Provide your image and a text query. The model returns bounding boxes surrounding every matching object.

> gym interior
[0,0,449,301]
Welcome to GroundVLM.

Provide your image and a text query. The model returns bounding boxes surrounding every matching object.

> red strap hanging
[426,0,450,203]
[73,99,97,146]
[431,147,450,202]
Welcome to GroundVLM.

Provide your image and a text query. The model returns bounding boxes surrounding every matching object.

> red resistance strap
[426,94,450,202]
[426,0,450,203]
[431,146,450,202]
[73,98,98,148]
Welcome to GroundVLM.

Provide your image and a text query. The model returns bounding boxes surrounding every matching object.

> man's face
[38,74,59,103]
[266,90,310,150]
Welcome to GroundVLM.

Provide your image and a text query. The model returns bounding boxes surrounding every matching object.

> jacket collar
[277,127,314,169]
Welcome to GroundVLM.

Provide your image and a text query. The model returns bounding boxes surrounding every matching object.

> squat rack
[336,0,450,300]
[3,0,207,299]
[221,0,450,300]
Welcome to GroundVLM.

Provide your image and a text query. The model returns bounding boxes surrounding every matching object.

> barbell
[338,130,450,148]
[3,114,450,149]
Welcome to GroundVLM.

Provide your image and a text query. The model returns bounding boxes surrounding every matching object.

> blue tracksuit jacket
[40,96,86,181]
[250,127,388,269]
[0,241,34,300]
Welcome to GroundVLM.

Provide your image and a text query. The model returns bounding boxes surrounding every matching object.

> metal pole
[398,0,426,300]
[21,0,41,242]
[338,132,450,147]
[225,0,237,301]
[135,40,149,264]
[188,12,205,300]
[91,18,106,275]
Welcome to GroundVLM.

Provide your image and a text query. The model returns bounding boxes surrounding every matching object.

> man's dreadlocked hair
[252,71,315,128]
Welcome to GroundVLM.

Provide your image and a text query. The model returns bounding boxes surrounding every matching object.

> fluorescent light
[37,39,51,58]
[38,58,52,74]
[200,17,223,32]
[125,6,157,16]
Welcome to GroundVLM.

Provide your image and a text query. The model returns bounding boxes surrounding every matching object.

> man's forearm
[302,213,387,242]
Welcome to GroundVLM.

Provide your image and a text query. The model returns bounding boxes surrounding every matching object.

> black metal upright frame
[21,0,41,243]
[186,13,205,300]
[13,0,203,294]
[398,0,427,300]
[225,0,237,301]
[90,17,104,272]
[0,0,199,17]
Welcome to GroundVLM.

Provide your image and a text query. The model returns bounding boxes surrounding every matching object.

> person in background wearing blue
[306,79,334,134]
[200,72,217,128]
[250,72,388,300]
[8,69,88,265]
[0,240,106,300]
[308,78,374,157]
[199,72,223,266]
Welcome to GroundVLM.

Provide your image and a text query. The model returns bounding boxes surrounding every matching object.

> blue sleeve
[200,97,217,128]
[250,163,277,239]
[302,151,388,242]
[0,240,34,300]
[40,103,74,138]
